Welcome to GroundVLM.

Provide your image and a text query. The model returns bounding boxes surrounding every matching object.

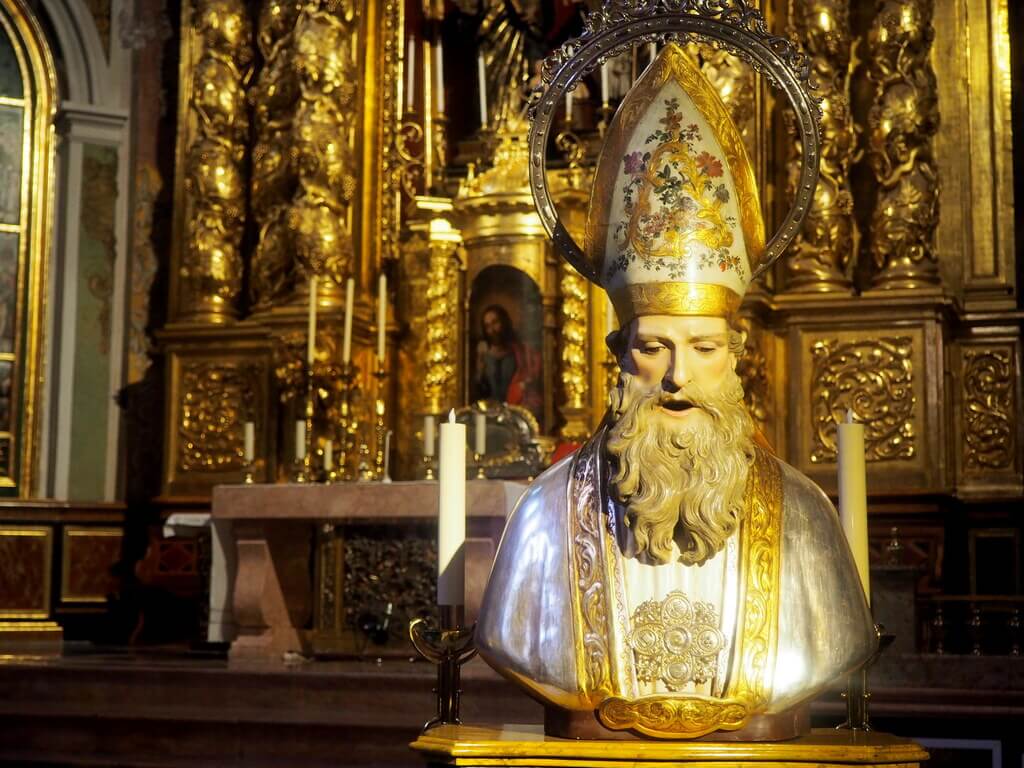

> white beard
[606,371,756,566]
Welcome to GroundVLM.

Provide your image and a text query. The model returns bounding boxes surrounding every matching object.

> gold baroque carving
[178,361,256,472]
[866,0,941,289]
[785,0,857,291]
[810,337,916,463]
[180,0,253,320]
[559,262,589,441]
[423,242,461,414]
[735,315,769,435]
[962,348,1015,471]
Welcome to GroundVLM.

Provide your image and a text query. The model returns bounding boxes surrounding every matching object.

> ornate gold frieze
[785,0,857,291]
[962,347,1015,471]
[865,0,941,289]
[178,361,255,472]
[810,337,916,463]
[178,0,253,320]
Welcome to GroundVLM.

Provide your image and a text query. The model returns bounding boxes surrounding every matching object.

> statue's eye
[641,344,664,355]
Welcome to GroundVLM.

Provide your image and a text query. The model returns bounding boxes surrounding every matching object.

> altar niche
[468,265,546,430]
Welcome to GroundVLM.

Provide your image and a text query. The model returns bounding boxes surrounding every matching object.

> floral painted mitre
[586,44,765,324]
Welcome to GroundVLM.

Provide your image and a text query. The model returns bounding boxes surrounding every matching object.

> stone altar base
[411,725,928,768]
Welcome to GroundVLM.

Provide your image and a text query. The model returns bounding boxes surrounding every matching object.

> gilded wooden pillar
[423,236,462,416]
[178,0,253,322]
[785,0,856,292]
[866,0,941,290]
[250,1,357,310]
[558,261,589,441]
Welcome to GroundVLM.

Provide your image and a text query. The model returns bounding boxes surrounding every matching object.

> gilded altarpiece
[162,0,404,495]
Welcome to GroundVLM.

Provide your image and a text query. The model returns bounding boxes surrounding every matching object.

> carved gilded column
[558,262,589,441]
[178,0,253,321]
[423,239,462,415]
[250,2,357,310]
[866,0,941,289]
[785,0,856,292]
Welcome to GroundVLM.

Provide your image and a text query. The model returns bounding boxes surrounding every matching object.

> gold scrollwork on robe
[810,337,916,463]
[785,0,858,291]
[866,0,941,289]
[180,0,253,320]
[962,348,1015,471]
[596,446,783,738]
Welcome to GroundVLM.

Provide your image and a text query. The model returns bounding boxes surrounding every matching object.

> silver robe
[476,429,876,718]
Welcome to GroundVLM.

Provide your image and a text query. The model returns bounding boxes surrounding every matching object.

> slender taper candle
[477,55,488,128]
[423,414,436,458]
[437,409,466,605]
[243,421,255,463]
[341,277,354,364]
[377,273,387,361]
[838,409,870,604]
[474,411,486,456]
[307,276,318,365]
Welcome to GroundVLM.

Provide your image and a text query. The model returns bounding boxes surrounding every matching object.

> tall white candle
[838,409,870,604]
[565,89,573,124]
[423,414,436,458]
[324,439,333,471]
[437,409,466,605]
[341,277,354,364]
[295,420,306,460]
[477,55,488,128]
[601,63,609,105]
[434,39,445,114]
[383,430,393,482]
[474,411,487,456]
[376,273,387,361]
[406,35,416,111]
[243,421,255,462]
[307,275,318,365]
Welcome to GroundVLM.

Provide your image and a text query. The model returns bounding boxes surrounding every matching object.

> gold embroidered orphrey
[566,433,783,739]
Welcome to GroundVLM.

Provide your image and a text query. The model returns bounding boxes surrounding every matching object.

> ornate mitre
[585,44,765,324]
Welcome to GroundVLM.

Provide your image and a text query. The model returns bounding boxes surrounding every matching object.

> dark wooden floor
[0,643,1019,767]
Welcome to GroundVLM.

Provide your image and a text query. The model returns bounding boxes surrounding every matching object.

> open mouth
[661,399,695,414]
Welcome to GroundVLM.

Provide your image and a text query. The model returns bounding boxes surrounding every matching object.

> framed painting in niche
[468,265,546,430]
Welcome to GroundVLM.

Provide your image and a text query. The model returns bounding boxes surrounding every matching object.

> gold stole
[565,429,784,738]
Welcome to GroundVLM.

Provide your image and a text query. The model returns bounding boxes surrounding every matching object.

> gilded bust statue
[475,44,876,740]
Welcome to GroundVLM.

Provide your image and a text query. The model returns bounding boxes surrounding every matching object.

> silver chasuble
[476,428,876,739]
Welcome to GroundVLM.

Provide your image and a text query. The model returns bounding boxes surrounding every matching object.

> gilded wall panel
[178,361,255,473]
[0,526,51,617]
[60,527,123,603]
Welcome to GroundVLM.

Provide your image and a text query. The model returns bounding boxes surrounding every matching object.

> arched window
[0,3,55,495]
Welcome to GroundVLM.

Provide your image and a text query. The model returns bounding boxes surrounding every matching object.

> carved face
[620,315,736,431]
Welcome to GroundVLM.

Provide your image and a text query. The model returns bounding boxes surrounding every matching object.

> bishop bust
[475,45,876,740]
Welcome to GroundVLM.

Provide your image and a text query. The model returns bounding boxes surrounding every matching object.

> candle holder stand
[837,623,894,731]
[409,605,477,731]
[423,455,436,480]
[373,365,388,480]
[473,453,486,480]
[302,365,315,482]
[598,101,613,136]
[337,362,359,481]
[242,460,255,485]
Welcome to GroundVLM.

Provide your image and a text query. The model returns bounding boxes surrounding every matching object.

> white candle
[307,275,318,366]
[565,88,573,124]
[295,420,306,460]
[838,409,870,604]
[243,421,255,462]
[376,273,387,361]
[434,39,445,114]
[477,54,488,128]
[406,35,416,111]
[383,430,393,482]
[437,409,466,605]
[474,411,487,456]
[423,414,436,458]
[324,439,333,471]
[648,42,657,64]
[341,277,354,364]
[601,63,609,105]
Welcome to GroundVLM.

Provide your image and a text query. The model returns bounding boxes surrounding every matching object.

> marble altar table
[211,480,526,661]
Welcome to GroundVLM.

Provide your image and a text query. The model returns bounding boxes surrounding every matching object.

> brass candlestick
[474,453,486,479]
[242,460,255,484]
[373,365,388,480]
[337,362,358,481]
[838,623,893,731]
[410,605,477,730]
[423,455,436,480]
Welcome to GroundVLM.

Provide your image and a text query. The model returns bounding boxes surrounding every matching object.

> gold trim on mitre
[610,282,742,323]
[585,43,765,287]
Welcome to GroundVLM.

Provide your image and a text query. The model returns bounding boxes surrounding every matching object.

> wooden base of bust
[544,703,810,741]
[410,725,929,767]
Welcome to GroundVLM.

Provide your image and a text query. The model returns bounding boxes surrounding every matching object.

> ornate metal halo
[528,0,821,285]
